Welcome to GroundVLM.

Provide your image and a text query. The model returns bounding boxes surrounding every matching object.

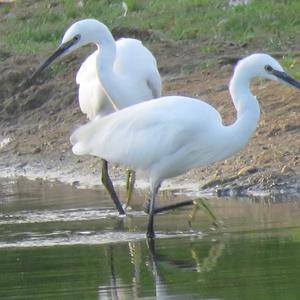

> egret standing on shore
[70,54,300,238]
[29,19,162,215]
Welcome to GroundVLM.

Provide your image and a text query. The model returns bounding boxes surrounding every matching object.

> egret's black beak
[272,69,300,90]
[28,36,78,83]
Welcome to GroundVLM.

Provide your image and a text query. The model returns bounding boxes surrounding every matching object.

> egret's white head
[60,19,111,55]
[234,53,300,88]
[29,19,112,82]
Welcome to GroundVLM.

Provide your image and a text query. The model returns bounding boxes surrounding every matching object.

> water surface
[1,177,300,299]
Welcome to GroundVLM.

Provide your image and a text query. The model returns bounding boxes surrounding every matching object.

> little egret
[29,19,162,215]
[70,53,300,238]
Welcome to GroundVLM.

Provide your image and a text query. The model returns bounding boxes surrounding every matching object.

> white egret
[29,19,162,215]
[70,53,300,238]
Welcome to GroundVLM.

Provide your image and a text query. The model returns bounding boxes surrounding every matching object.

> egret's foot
[188,198,219,228]
[197,198,218,226]
[116,213,127,218]
[211,220,219,228]
[123,204,133,212]
[147,230,155,239]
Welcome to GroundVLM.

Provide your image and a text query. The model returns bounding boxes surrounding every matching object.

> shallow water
[1,177,300,299]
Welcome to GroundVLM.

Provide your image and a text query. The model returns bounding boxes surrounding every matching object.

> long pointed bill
[272,70,300,89]
[28,37,78,83]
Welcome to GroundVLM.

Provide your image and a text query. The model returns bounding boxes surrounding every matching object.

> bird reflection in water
[97,238,225,299]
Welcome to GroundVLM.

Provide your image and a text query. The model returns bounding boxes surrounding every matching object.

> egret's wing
[76,51,98,84]
[115,38,162,99]
[147,74,162,99]
[71,97,222,171]
[76,51,115,119]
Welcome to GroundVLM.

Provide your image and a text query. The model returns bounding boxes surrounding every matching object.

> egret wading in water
[29,19,162,215]
[70,53,300,238]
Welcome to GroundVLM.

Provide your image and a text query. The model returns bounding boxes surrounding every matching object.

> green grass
[1,0,300,57]
[281,54,300,78]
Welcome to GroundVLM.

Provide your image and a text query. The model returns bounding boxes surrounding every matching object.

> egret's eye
[265,65,273,73]
[74,34,80,41]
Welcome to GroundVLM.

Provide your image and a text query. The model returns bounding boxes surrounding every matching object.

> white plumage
[70,53,300,238]
[72,96,224,174]
[30,19,162,214]
[76,36,161,120]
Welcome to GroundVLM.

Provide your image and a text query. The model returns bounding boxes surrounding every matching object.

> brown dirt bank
[0,31,299,199]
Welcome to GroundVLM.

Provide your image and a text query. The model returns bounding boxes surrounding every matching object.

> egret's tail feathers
[70,124,93,155]
[70,118,105,156]
[72,143,88,155]
[70,132,77,146]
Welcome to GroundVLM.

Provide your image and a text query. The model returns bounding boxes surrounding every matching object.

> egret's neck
[95,33,116,73]
[223,72,260,157]
[94,30,121,111]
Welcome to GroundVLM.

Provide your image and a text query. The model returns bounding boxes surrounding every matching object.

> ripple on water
[0,228,204,249]
[0,207,147,225]
[0,231,147,248]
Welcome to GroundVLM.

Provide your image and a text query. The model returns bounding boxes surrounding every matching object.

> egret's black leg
[146,182,161,239]
[144,198,151,214]
[145,197,218,226]
[147,204,155,239]
[144,198,194,214]
[101,159,125,215]
[154,200,194,213]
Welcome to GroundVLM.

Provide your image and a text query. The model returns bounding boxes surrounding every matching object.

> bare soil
[0,28,299,198]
